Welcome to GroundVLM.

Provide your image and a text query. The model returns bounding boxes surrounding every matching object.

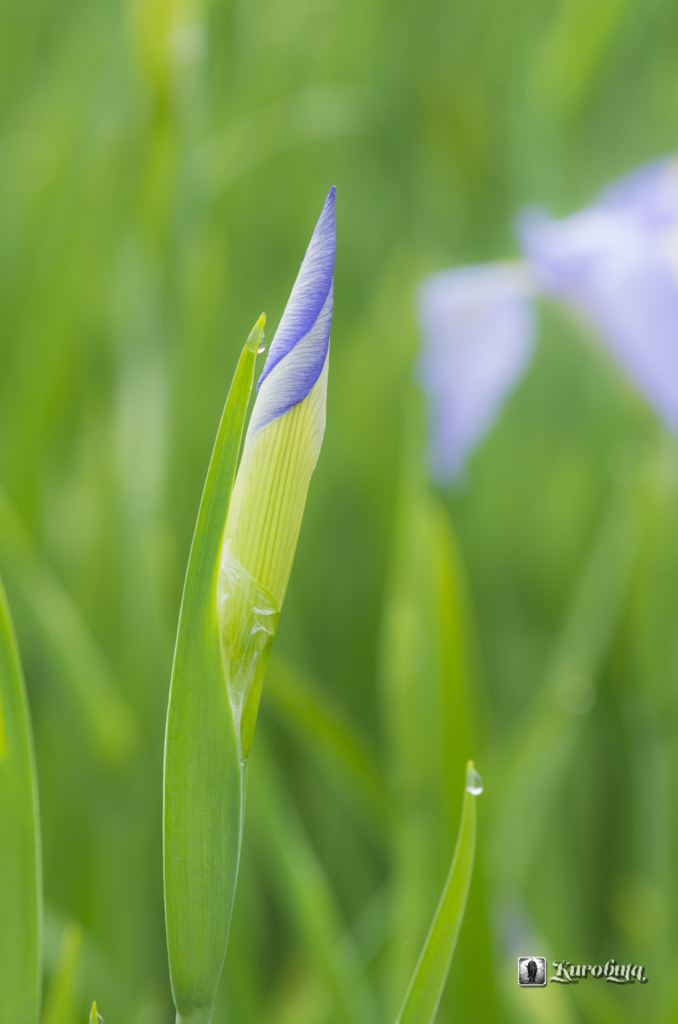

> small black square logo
[518,957,547,986]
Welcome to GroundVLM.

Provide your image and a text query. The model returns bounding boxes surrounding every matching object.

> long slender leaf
[164,319,262,1024]
[394,762,479,1024]
[379,417,491,1017]
[0,574,42,1024]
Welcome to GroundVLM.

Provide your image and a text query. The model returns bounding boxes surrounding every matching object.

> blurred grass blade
[394,762,480,1024]
[248,737,376,1024]
[0,575,42,1024]
[533,0,626,119]
[42,923,82,1024]
[164,318,262,1024]
[0,487,138,766]
[88,1002,103,1023]
[264,653,388,827]
[380,415,491,1016]
[490,482,646,890]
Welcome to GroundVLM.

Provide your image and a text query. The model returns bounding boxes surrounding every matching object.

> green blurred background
[2,0,678,1020]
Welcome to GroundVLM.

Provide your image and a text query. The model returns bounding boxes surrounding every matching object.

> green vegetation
[1,0,677,1021]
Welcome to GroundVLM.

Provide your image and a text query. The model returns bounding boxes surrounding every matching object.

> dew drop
[239,758,247,771]
[258,340,266,354]
[465,764,483,795]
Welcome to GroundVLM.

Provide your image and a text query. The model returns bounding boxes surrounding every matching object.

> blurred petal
[417,263,536,482]
[596,157,678,230]
[519,158,678,429]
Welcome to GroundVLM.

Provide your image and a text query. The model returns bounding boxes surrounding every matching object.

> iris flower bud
[218,186,335,757]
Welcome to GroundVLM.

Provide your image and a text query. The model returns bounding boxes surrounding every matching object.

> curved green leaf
[0,574,41,1024]
[394,762,479,1024]
[164,318,262,1024]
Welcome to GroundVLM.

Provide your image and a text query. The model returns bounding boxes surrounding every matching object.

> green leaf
[164,318,262,1024]
[394,763,480,1024]
[42,923,82,1024]
[379,412,487,1014]
[0,573,41,1024]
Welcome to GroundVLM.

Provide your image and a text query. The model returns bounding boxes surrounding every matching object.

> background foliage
[1,0,677,1021]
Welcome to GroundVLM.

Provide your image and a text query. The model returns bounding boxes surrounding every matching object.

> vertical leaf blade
[164,328,260,1024]
[0,575,41,1024]
[380,413,488,1017]
[394,763,479,1024]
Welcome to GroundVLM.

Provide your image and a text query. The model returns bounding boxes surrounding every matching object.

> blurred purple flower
[418,263,536,482]
[418,157,678,481]
[519,159,678,432]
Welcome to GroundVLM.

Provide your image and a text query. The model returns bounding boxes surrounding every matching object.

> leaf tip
[247,313,267,353]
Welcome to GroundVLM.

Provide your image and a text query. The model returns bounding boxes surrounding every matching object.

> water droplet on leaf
[258,340,266,354]
[465,764,483,795]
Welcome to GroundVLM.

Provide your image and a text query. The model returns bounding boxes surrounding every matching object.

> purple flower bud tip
[250,188,335,436]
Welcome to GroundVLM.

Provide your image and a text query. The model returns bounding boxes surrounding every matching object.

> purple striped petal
[418,263,536,481]
[247,284,332,438]
[254,187,335,426]
[518,158,678,430]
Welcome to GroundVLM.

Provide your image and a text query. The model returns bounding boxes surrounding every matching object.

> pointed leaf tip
[90,1000,104,1023]
[246,313,266,353]
[395,768,478,1024]
[163,328,258,1021]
